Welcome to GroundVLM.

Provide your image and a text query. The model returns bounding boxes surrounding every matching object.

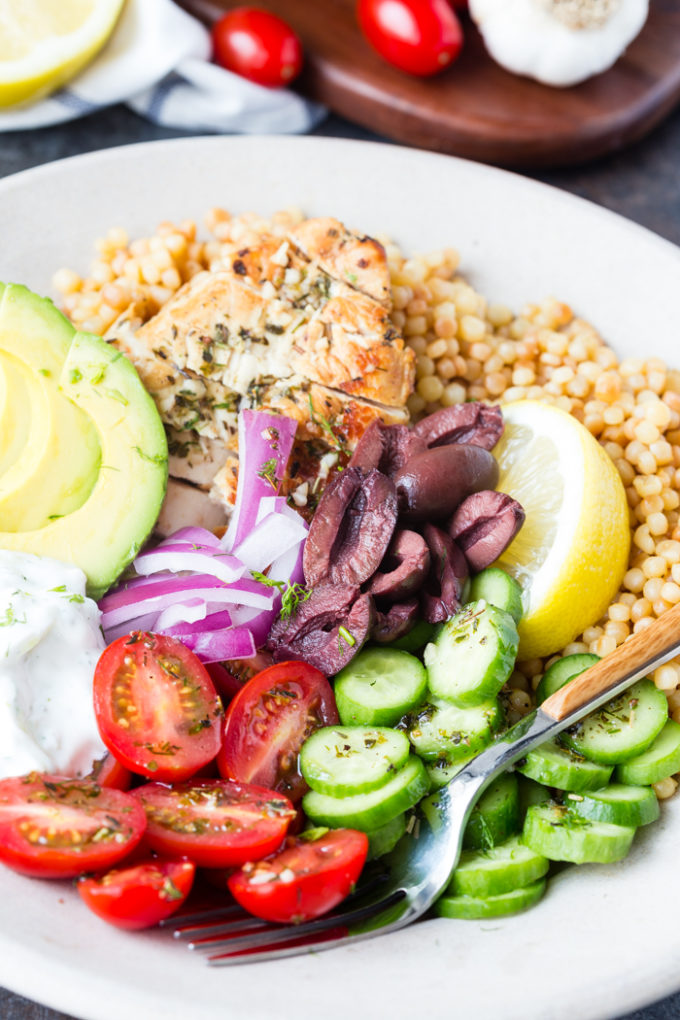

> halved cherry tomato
[86,753,133,791]
[357,0,463,77]
[93,632,223,782]
[228,828,369,923]
[132,779,295,868]
[0,773,147,879]
[211,7,303,88]
[78,858,195,930]
[217,660,338,801]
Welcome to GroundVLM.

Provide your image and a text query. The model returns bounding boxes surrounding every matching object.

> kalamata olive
[367,529,430,601]
[449,490,525,572]
[348,420,426,476]
[372,599,420,643]
[394,444,499,522]
[413,402,504,451]
[420,524,468,624]
[268,584,373,676]
[328,469,398,587]
[303,467,363,587]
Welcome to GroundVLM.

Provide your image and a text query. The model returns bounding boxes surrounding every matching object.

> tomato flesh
[228,828,369,923]
[217,660,338,801]
[211,7,303,88]
[357,0,463,77]
[0,773,147,879]
[86,753,133,791]
[132,779,295,868]
[93,632,224,782]
[78,857,195,930]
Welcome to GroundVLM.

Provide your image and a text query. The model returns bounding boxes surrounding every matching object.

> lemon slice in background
[494,399,630,661]
[0,0,125,108]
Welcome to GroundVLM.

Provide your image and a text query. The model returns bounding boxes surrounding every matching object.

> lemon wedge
[0,0,125,108]
[493,399,630,660]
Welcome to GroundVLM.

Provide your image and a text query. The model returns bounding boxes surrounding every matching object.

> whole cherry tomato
[78,858,195,931]
[357,0,463,77]
[211,7,303,88]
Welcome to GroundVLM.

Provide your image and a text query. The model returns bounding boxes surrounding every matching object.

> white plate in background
[1,136,679,1020]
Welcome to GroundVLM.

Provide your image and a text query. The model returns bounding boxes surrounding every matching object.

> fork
[165,599,680,965]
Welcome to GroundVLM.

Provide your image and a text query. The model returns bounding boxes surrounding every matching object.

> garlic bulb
[468,0,649,86]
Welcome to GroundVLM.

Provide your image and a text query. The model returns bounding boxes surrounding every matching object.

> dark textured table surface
[1,101,679,1020]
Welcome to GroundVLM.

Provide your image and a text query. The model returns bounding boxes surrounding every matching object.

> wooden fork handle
[542,601,680,721]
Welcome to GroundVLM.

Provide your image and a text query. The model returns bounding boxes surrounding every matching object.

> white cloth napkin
[0,0,325,133]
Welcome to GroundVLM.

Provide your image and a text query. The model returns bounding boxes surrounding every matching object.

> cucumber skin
[523,803,635,865]
[615,719,680,786]
[565,785,660,828]
[388,620,437,654]
[450,836,549,898]
[559,679,668,765]
[302,756,430,832]
[517,740,613,792]
[425,601,519,709]
[463,772,520,850]
[469,567,523,625]
[535,653,599,706]
[435,878,546,920]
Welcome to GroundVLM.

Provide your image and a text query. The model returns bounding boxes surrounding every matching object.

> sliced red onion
[170,626,256,662]
[161,608,232,635]
[101,578,273,630]
[133,546,244,584]
[167,526,221,548]
[222,410,297,553]
[233,511,308,574]
[100,411,303,662]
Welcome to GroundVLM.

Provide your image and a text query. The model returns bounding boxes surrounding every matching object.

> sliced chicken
[105,216,415,528]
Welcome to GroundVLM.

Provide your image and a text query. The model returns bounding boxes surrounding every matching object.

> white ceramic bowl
[1,136,679,1020]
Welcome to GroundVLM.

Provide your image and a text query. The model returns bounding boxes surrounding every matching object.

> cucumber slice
[468,567,523,625]
[402,696,503,762]
[300,726,410,797]
[535,653,599,705]
[615,719,680,786]
[302,755,429,831]
[365,812,407,861]
[560,679,668,765]
[435,878,546,920]
[388,620,437,653]
[464,772,520,850]
[424,600,519,708]
[565,784,660,827]
[426,756,472,789]
[333,647,427,727]
[523,802,635,864]
[517,775,552,820]
[449,835,549,898]
[516,739,613,792]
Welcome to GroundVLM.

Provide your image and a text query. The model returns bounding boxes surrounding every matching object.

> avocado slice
[0,283,168,598]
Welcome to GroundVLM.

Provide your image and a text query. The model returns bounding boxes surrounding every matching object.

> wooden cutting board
[179,0,680,168]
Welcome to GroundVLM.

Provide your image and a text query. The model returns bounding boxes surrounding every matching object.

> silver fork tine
[187,889,406,954]
[176,916,271,940]
[207,926,350,966]
[160,903,245,929]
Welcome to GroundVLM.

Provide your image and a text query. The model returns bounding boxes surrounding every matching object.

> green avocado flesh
[0,282,168,597]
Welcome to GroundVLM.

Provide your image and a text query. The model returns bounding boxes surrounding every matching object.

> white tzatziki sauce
[0,550,105,780]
